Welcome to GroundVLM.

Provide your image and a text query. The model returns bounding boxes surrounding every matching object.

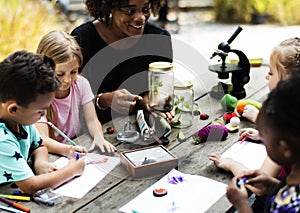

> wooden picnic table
[0,65,269,213]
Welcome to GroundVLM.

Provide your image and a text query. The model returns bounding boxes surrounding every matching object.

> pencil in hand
[47,121,77,146]
[239,135,248,144]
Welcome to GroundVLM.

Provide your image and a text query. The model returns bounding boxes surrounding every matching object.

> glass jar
[148,62,174,112]
[171,81,194,128]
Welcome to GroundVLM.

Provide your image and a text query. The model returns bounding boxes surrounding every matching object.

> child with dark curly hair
[227,71,300,212]
[0,51,85,195]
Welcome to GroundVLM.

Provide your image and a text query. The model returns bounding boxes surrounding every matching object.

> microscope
[209,26,250,99]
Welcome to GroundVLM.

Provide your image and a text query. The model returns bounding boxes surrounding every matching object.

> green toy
[220,94,238,113]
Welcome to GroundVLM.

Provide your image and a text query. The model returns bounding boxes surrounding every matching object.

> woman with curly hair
[71,0,173,124]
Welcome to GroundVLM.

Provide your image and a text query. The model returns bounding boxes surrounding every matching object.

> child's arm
[32,145,58,174]
[83,101,117,153]
[226,176,253,213]
[208,152,250,176]
[259,156,282,177]
[15,147,85,195]
[209,150,282,177]
[35,123,87,156]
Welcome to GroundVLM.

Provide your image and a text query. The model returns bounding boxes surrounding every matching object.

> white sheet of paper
[221,141,267,170]
[53,153,120,198]
[119,169,227,213]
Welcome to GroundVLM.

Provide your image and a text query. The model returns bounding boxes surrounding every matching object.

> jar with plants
[171,81,194,128]
[148,62,174,112]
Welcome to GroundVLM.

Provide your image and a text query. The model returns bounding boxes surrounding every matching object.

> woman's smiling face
[111,0,151,38]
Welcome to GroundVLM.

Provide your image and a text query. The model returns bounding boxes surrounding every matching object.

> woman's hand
[158,111,174,121]
[239,128,261,141]
[110,89,143,114]
[139,94,174,121]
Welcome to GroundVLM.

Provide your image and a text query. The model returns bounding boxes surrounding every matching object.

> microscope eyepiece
[227,26,243,44]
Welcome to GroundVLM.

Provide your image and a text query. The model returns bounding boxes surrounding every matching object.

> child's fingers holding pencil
[239,135,248,143]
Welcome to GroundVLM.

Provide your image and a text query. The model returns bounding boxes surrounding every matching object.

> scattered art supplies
[53,153,120,198]
[119,169,227,213]
[221,141,267,170]
[120,145,178,179]
[0,196,30,213]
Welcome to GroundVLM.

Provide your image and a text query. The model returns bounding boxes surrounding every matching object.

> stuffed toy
[220,94,238,113]
[236,99,262,116]
[225,116,240,133]
[223,112,238,124]
[192,124,228,145]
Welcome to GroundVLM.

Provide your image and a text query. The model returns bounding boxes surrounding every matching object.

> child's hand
[68,158,85,176]
[208,152,234,172]
[226,176,250,210]
[238,170,280,196]
[239,128,260,141]
[34,161,58,174]
[68,145,88,158]
[88,139,117,153]
[242,104,259,123]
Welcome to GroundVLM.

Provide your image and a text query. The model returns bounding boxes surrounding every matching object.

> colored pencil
[0,194,30,202]
[0,196,30,213]
[0,204,26,213]
[239,135,248,144]
[237,177,248,187]
[47,121,77,146]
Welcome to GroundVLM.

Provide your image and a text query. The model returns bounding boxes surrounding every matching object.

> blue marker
[33,196,55,207]
[237,177,248,187]
[76,153,80,160]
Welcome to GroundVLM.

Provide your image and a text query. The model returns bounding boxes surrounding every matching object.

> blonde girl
[36,30,116,154]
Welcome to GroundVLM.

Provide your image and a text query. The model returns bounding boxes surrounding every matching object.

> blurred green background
[1,0,300,60]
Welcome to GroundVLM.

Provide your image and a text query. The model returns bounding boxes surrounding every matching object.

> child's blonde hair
[37,30,83,66]
[36,30,83,138]
[271,37,300,80]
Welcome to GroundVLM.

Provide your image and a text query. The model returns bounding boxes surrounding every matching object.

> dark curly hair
[257,70,300,155]
[0,50,60,107]
[84,0,166,24]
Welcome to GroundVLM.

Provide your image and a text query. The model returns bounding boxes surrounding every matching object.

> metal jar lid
[149,62,173,72]
[174,81,193,90]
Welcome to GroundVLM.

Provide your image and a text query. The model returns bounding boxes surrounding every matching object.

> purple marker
[237,177,248,187]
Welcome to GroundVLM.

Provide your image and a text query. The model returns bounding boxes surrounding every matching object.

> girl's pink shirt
[38,75,94,143]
